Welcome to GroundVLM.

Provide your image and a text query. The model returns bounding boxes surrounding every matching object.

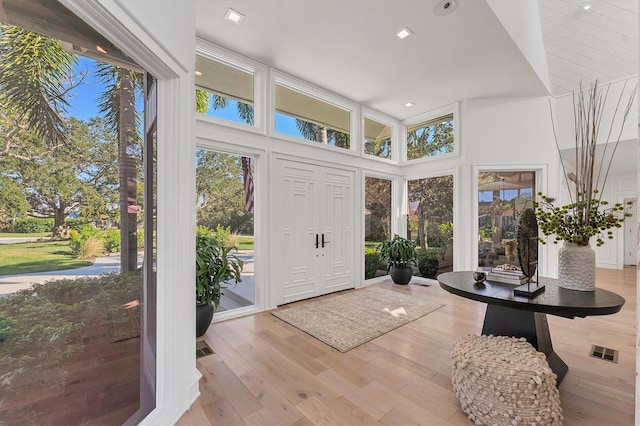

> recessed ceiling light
[583,4,591,10]
[434,0,458,16]
[396,27,413,39]
[224,8,245,25]
[404,102,415,108]
[194,70,203,77]
[95,45,107,54]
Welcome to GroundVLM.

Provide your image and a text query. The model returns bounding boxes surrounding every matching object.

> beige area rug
[272,286,445,352]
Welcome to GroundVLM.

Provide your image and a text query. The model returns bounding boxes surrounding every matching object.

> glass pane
[275,84,350,149]
[407,114,454,160]
[0,26,150,423]
[364,177,392,279]
[477,171,536,269]
[195,150,255,312]
[364,117,392,159]
[195,55,255,126]
[407,175,454,279]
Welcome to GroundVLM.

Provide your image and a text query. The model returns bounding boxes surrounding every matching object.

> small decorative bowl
[473,271,487,283]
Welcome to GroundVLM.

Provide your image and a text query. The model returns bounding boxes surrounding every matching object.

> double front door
[273,158,355,305]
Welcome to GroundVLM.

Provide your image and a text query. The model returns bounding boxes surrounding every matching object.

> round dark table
[438,271,625,384]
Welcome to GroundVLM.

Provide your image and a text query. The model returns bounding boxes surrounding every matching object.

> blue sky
[66,56,103,120]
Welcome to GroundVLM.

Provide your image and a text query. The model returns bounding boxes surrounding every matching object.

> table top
[438,271,625,319]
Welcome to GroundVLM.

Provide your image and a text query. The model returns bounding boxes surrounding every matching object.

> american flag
[241,156,254,214]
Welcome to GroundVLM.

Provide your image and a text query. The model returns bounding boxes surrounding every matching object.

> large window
[364,177,392,279]
[196,149,255,311]
[275,84,351,149]
[406,114,454,161]
[407,175,454,278]
[0,18,154,424]
[195,54,255,126]
[364,117,392,159]
[477,171,535,268]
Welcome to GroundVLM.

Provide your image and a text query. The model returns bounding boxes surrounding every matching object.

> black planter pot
[390,266,413,285]
[196,302,215,338]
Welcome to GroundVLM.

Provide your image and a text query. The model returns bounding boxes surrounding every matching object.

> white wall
[460,96,560,276]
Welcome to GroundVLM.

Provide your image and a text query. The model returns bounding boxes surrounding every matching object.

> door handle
[315,234,319,249]
[322,234,329,248]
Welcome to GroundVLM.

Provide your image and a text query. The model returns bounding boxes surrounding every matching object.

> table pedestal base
[481,305,568,385]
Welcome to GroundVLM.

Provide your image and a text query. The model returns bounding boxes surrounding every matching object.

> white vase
[557,242,596,291]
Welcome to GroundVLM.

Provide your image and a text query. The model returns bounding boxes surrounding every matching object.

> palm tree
[196,89,254,125]
[0,23,76,156]
[95,63,143,272]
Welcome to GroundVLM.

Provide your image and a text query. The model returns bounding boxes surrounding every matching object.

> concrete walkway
[0,237,43,245]
[0,253,142,296]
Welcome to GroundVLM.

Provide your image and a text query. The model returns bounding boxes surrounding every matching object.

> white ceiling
[196,0,637,120]
[195,0,552,121]
[539,0,638,96]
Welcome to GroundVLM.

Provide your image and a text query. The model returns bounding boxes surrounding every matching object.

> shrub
[64,217,92,231]
[196,225,214,237]
[9,217,54,233]
[0,271,142,393]
[101,229,121,254]
[137,229,144,249]
[364,248,381,279]
[417,248,440,279]
[69,224,102,258]
[214,224,232,248]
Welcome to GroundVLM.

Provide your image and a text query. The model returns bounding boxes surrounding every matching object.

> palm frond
[0,24,76,147]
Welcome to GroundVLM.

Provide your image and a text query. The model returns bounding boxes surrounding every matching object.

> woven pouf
[451,334,562,426]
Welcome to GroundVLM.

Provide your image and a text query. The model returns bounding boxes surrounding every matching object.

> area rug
[271,286,445,352]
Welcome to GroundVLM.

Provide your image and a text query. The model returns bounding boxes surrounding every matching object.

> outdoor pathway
[0,253,143,296]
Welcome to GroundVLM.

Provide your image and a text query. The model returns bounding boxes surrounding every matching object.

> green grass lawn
[0,241,93,276]
[0,232,50,238]
[365,241,381,250]
[236,235,254,250]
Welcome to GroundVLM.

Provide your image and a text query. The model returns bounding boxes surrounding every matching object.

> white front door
[274,158,355,305]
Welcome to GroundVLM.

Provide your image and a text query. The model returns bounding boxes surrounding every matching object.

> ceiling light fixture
[583,4,591,10]
[396,27,413,39]
[95,45,107,54]
[194,70,203,77]
[404,102,415,108]
[434,0,459,16]
[224,8,245,25]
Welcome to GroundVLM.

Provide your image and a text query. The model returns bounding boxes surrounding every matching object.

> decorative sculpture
[514,208,544,297]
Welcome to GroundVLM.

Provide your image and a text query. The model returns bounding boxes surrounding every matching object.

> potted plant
[535,80,635,291]
[195,234,243,337]
[378,234,418,285]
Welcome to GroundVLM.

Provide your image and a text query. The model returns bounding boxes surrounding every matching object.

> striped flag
[241,156,254,214]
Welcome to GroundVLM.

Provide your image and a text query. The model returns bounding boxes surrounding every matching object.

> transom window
[275,84,351,149]
[406,113,454,160]
[364,117,392,159]
[195,55,255,126]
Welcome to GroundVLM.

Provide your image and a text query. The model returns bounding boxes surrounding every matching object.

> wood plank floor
[178,267,637,426]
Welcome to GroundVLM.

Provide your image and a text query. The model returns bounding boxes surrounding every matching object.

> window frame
[195,38,267,135]
[402,102,459,164]
[270,69,359,155]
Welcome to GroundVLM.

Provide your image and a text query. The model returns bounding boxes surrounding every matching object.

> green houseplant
[378,234,418,284]
[195,234,243,337]
[535,80,635,291]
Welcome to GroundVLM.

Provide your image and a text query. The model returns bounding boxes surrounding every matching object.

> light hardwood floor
[178,267,636,425]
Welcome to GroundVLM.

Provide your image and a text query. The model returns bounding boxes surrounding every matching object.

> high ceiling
[539,0,638,96]
[195,0,638,121]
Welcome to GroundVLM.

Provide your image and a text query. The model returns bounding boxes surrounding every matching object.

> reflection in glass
[364,117,391,159]
[477,171,536,268]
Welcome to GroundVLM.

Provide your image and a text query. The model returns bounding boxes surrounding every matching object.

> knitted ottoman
[451,334,562,426]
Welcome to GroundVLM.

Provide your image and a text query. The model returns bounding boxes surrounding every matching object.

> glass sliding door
[364,177,392,279]
[407,175,454,279]
[477,171,535,268]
